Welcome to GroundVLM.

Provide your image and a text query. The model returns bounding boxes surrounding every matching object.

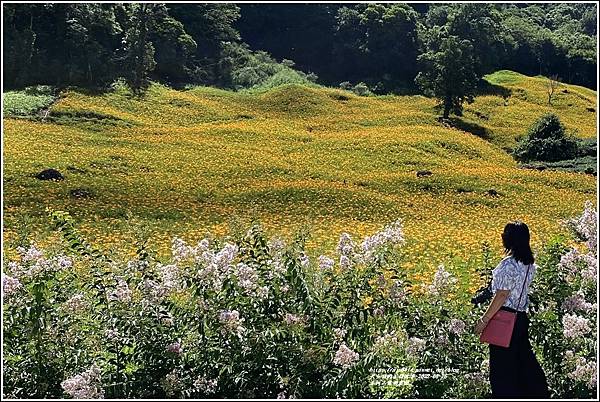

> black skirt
[488,306,550,399]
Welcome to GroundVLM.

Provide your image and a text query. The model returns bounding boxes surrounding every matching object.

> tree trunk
[443,98,451,119]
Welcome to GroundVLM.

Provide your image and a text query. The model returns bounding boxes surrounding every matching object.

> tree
[3,4,38,88]
[333,3,420,92]
[424,3,510,77]
[168,3,240,84]
[513,113,579,162]
[546,74,560,105]
[115,3,159,93]
[415,26,478,119]
[3,3,122,88]
[150,10,197,86]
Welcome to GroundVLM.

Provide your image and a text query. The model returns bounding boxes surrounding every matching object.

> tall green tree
[3,4,38,88]
[415,26,478,119]
[150,9,197,86]
[115,3,159,93]
[334,3,420,91]
[169,3,240,84]
[424,3,509,77]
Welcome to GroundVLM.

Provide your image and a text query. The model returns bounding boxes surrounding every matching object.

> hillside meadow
[2,70,597,293]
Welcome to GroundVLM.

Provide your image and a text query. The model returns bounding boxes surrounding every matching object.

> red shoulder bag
[480,264,530,348]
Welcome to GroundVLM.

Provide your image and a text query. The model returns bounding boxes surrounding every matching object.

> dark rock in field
[584,167,595,175]
[237,114,253,120]
[473,110,489,120]
[586,107,595,112]
[69,188,94,199]
[486,189,499,197]
[331,93,350,101]
[416,170,433,178]
[457,187,473,193]
[36,168,64,181]
[561,89,569,93]
[521,164,545,171]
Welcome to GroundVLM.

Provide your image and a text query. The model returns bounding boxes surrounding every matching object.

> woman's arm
[474,289,510,335]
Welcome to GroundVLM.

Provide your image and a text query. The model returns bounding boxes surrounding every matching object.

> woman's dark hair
[502,221,535,265]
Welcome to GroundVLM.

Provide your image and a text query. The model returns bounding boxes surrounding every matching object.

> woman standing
[474,221,550,398]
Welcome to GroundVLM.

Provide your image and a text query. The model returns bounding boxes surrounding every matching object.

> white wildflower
[284,313,306,326]
[361,219,404,259]
[172,237,195,262]
[105,329,120,340]
[333,328,347,342]
[448,318,466,335]
[256,285,269,299]
[562,291,595,313]
[64,293,87,313]
[235,262,258,291]
[20,243,44,263]
[193,376,218,394]
[562,314,591,338]
[2,274,22,297]
[299,253,310,268]
[406,337,427,357]
[161,370,181,397]
[333,343,360,368]
[108,278,132,303]
[339,255,352,270]
[166,339,183,355]
[337,233,356,256]
[428,264,457,296]
[219,309,245,335]
[61,364,104,399]
[318,255,335,271]
[568,356,597,389]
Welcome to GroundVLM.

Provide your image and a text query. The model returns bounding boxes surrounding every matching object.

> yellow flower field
[2,71,597,291]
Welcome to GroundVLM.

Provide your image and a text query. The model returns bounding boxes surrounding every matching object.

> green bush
[218,43,318,91]
[513,113,579,162]
[3,85,57,117]
[338,81,374,97]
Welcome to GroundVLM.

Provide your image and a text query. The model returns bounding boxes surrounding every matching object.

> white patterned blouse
[491,256,536,311]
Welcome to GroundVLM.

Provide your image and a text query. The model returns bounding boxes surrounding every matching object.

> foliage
[333,3,420,93]
[424,3,510,77]
[415,26,478,118]
[2,86,56,117]
[218,43,317,91]
[2,3,596,92]
[2,3,238,90]
[513,113,580,162]
[3,205,597,398]
[528,202,597,398]
[339,81,374,97]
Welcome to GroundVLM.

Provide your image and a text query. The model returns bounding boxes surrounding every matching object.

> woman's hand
[474,316,490,335]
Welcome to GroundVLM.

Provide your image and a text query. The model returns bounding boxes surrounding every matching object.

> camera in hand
[471,281,493,305]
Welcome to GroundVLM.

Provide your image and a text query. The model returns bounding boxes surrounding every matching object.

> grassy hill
[2,71,597,292]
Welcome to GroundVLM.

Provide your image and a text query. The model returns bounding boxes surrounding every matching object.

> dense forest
[3,2,597,95]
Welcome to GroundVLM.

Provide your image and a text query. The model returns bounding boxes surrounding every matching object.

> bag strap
[515,264,531,311]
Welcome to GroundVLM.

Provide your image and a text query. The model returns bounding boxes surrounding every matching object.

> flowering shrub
[2,204,597,398]
[528,201,597,398]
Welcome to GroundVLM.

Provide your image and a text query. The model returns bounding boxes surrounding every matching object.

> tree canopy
[2,3,597,92]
